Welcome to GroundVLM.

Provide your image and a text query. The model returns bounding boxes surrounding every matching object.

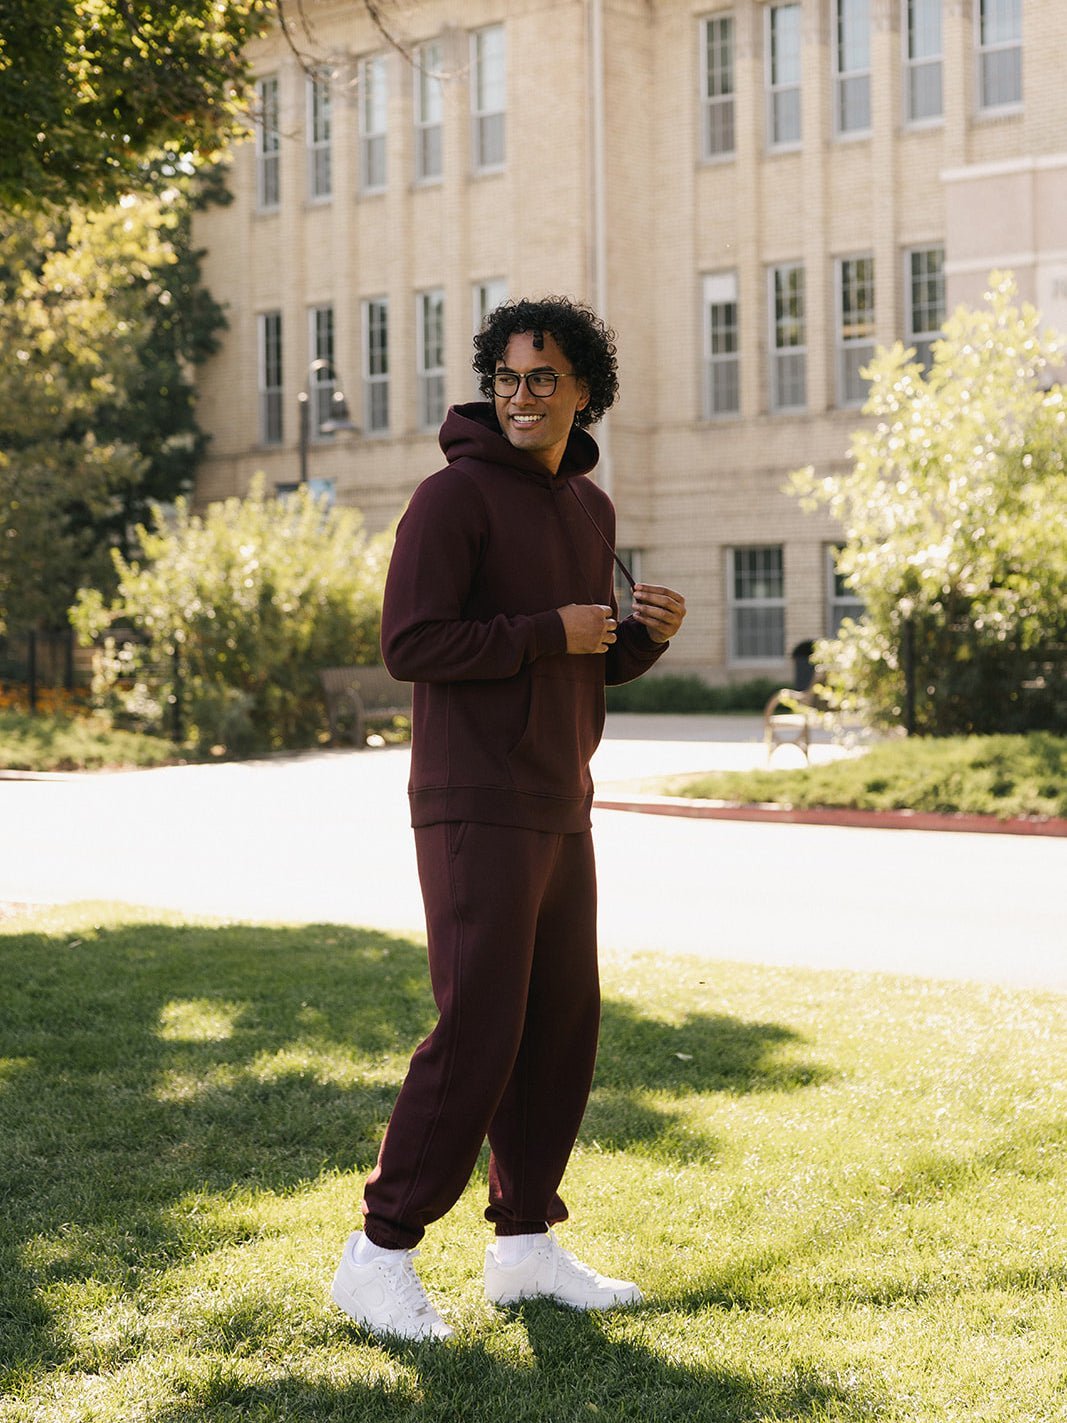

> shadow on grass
[0,915,827,1401]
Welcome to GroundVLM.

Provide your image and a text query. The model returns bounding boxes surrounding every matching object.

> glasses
[491,368,577,399]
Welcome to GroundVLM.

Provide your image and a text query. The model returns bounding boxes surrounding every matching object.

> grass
[2,904,1066,1421]
[0,710,181,773]
[661,732,1067,821]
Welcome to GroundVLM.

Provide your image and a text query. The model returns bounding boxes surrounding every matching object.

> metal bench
[763,685,821,763]
[319,665,412,747]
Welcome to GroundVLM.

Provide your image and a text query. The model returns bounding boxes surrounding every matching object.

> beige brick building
[193,0,1067,682]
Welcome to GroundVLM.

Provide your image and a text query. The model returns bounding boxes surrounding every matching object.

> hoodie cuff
[529,608,568,659]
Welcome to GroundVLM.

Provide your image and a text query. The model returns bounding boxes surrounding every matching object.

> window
[826,545,864,635]
[834,0,871,134]
[836,255,875,405]
[703,272,740,417]
[309,306,336,438]
[255,75,280,210]
[414,41,444,181]
[701,15,735,159]
[258,311,283,445]
[473,278,508,334]
[472,24,506,170]
[977,0,1021,110]
[307,69,332,199]
[359,55,388,192]
[770,264,806,411]
[905,0,943,123]
[729,547,785,662]
[906,246,945,370]
[362,298,389,435]
[417,289,446,430]
[767,4,802,148]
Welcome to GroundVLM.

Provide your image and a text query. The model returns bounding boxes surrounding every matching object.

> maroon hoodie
[381,402,669,832]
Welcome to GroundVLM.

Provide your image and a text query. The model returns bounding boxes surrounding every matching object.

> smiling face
[493,330,590,475]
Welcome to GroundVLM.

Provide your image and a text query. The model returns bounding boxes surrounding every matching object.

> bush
[606,674,779,714]
[72,479,392,755]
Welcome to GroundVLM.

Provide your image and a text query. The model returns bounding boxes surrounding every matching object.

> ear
[575,377,591,412]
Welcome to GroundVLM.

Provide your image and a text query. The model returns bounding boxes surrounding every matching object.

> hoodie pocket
[505,659,604,799]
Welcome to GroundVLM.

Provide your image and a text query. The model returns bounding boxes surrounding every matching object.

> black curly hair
[472,296,619,428]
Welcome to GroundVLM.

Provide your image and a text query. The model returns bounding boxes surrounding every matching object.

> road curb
[592,795,1067,838]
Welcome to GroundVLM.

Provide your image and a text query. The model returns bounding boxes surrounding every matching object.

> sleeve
[604,617,670,686]
[381,470,567,684]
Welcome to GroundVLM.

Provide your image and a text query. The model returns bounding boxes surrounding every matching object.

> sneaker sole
[331,1278,454,1341]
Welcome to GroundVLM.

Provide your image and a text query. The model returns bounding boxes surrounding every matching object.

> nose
[510,374,539,405]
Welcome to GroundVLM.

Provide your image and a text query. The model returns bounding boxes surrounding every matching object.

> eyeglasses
[491,368,577,399]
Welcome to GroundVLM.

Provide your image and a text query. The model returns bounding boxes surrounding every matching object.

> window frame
[359,54,388,194]
[307,68,333,200]
[255,74,281,211]
[903,0,943,126]
[361,297,390,436]
[904,245,945,371]
[835,253,876,407]
[702,271,741,419]
[825,544,864,636]
[833,0,872,137]
[308,305,336,440]
[700,13,736,161]
[417,288,446,432]
[258,310,284,446]
[976,0,1022,113]
[727,545,786,664]
[471,24,506,172]
[766,3,802,151]
[414,40,444,183]
[769,262,807,413]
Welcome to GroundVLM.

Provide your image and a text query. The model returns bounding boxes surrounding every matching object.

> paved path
[2,715,1064,993]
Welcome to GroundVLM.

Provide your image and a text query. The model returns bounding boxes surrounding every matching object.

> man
[331,296,686,1341]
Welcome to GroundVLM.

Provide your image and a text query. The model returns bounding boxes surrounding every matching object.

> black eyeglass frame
[490,368,579,399]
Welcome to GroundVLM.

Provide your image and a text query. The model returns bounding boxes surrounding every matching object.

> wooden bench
[763,685,821,763]
[319,665,412,747]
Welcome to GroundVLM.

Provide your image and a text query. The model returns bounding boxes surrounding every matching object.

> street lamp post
[297,357,357,485]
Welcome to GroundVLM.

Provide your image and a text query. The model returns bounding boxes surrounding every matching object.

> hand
[631,584,686,644]
[558,603,617,655]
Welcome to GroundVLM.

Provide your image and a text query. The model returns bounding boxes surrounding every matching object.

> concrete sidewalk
[2,714,1064,993]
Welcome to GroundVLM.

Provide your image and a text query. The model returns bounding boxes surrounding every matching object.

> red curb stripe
[592,796,1067,838]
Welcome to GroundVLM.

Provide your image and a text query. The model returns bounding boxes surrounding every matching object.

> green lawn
[661,732,1067,820]
[2,904,1066,1422]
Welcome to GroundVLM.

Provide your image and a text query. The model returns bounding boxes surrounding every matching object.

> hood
[439,401,600,484]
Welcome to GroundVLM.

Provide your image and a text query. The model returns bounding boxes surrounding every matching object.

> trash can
[791,640,815,692]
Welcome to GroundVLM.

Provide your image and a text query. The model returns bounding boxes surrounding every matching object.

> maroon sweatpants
[361,821,601,1250]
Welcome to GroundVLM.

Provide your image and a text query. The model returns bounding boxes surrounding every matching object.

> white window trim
[307,305,336,441]
[255,74,281,212]
[903,245,945,370]
[700,13,736,162]
[975,0,1022,114]
[765,3,802,152]
[417,288,446,432]
[702,271,740,420]
[471,24,506,173]
[902,0,944,127]
[359,54,388,194]
[361,297,390,437]
[833,0,872,138]
[835,253,876,408]
[307,69,332,201]
[727,546,787,665]
[768,263,807,413]
[414,40,444,184]
[257,310,283,446]
[825,545,864,636]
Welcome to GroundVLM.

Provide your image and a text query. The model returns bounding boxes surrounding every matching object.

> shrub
[72,479,393,755]
[606,674,779,714]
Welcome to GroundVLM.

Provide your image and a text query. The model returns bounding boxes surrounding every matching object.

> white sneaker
[484,1232,643,1310]
[331,1233,454,1341]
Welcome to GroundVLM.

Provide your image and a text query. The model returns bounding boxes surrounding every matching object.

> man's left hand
[630,584,686,644]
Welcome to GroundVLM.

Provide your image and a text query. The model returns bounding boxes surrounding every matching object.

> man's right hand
[558,603,617,655]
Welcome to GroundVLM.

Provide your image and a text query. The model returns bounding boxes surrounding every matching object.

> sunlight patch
[158,998,245,1042]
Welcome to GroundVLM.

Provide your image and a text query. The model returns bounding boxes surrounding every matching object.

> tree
[790,273,1067,735]
[0,171,226,639]
[71,478,393,754]
[0,1,412,211]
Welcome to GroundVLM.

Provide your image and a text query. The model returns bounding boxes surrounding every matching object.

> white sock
[353,1232,405,1264]
[494,1232,546,1266]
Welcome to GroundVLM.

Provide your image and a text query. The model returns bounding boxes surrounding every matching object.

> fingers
[631,584,687,645]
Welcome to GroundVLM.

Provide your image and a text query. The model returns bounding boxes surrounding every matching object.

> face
[493,330,590,474]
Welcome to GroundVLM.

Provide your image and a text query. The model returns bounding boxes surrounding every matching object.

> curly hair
[472,296,619,428]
